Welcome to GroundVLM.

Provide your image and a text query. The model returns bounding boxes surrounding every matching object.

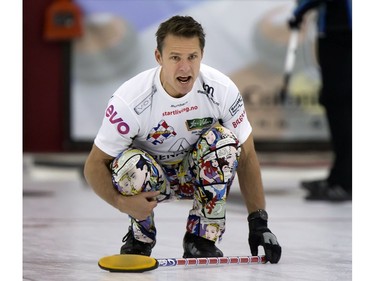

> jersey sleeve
[220,80,252,145]
[94,95,139,157]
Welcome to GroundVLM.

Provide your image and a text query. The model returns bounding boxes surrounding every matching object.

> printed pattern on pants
[110,126,240,244]
[184,126,240,242]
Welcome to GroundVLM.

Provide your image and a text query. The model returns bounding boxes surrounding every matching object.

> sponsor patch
[232,110,246,128]
[198,82,219,106]
[105,104,130,134]
[134,85,157,115]
[185,117,214,131]
[229,93,244,116]
[147,120,176,145]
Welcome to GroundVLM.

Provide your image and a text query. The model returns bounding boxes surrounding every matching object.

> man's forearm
[84,147,120,210]
[236,136,265,213]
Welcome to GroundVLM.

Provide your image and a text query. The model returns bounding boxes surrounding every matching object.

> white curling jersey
[94,64,252,165]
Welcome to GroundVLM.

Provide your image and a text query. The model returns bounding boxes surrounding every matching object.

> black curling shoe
[120,227,155,256]
[182,232,223,258]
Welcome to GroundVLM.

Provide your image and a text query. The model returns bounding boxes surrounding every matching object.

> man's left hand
[248,211,282,264]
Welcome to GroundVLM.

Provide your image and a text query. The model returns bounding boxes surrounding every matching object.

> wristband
[248,209,268,229]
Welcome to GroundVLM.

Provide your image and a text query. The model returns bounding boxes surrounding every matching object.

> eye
[170,56,180,61]
[189,54,198,60]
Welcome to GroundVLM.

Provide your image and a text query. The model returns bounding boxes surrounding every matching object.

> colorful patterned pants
[110,126,241,244]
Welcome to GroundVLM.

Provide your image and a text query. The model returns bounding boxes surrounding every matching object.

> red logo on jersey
[105,105,130,134]
[232,110,246,128]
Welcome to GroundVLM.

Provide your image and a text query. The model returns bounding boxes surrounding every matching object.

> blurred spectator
[288,0,352,201]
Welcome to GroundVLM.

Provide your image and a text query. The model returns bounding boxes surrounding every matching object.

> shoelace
[122,230,132,243]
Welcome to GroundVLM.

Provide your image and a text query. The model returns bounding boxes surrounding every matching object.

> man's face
[155,34,203,98]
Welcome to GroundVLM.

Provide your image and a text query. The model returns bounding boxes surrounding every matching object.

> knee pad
[195,126,241,184]
[110,148,170,201]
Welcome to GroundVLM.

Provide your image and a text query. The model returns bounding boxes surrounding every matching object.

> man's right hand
[116,191,160,220]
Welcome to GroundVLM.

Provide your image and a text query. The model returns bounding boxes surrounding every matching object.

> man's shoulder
[200,63,226,77]
[114,67,158,101]
[199,63,234,88]
[123,67,158,89]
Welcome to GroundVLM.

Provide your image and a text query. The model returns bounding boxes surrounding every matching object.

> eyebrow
[169,51,199,56]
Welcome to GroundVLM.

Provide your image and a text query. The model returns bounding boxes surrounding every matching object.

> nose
[178,59,190,72]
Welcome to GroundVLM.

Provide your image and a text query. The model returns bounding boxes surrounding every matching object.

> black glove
[248,210,281,264]
[288,15,303,30]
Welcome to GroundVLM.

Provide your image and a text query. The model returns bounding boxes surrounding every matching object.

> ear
[155,49,162,65]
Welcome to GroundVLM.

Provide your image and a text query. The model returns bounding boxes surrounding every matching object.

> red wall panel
[23,0,65,152]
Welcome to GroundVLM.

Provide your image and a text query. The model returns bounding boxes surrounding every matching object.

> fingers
[262,232,279,245]
[250,247,258,257]
[117,191,160,220]
[139,192,160,216]
[264,243,282,264]
[262,233,281,264]
[249,232,282,264]
[249,234,260,256]
[142,191,161,201]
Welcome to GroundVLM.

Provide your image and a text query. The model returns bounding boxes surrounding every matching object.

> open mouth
[177,76,191,84]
